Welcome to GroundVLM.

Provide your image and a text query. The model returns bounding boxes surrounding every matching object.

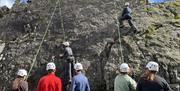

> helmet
[125,2,130,6]
[119,63,130,72]
[74,63,83,70]
[46,62,56,70]
[62,42,70,46]
[17,69,27,77]
[146,61,159,72]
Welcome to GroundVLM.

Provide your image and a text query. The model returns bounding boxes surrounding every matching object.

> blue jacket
[70,73,90,91]
[122,6,132,17]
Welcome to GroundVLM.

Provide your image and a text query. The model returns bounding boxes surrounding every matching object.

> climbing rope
[58,0,66,41]
[113,0,124,62]
[26,0,60,80]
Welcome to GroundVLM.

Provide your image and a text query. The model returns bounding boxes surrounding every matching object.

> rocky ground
[0,0,180,91]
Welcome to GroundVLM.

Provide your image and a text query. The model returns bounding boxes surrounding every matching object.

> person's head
[143,61,159,79]
[125,2,130,6]
[119,63,130,74]
[74,63,83,73]
[17,69,27,78]
[46,62,56,73]
[62,42,70,47]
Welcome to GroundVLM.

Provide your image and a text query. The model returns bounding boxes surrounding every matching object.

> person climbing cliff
[136,61,172,91]
[12,69,28,91]
[60,41,75,83]
[118,2,137,33]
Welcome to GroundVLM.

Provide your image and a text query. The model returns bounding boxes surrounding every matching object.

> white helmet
[17,69,27,77]
[119,63,130,72]
[74,63,83,70]
[46,62,56,70]
[62,42,70,46]
[146,61,159,72]
[125,2,130,6]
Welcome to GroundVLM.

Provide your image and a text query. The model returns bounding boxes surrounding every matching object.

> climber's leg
[68,62,72,83]
[118,16,125,28]
[128,19,137,33]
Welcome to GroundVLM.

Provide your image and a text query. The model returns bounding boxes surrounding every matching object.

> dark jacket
[62,47,74,62]
[136,75,172,91]
[122,6,132,17]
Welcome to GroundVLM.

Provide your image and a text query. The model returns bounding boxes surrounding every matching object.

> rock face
[0,0,180,91]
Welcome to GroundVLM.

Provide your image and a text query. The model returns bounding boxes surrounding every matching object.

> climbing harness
[26,0,60,80]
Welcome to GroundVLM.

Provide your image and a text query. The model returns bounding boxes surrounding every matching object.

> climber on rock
[12,69,28,91]
[60,41,75,83]
[69,63,90,91]
[118,2,137,33]
[114,63,137,91]
[136,61,172,91]
[36,62,62,91]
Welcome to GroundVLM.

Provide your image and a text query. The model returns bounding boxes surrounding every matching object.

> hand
[52,56,55,61]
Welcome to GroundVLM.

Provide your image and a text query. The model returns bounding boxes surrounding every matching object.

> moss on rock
[175,14,180,19]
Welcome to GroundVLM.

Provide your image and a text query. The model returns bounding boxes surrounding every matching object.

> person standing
[36,62,62,91]
[136,61,172,91]
[12,69,28,91]
[114,63,137,91]
[69,63,90,91]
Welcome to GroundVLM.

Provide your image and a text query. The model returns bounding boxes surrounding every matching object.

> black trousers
[118,15,133,27]
[67,58,75,82]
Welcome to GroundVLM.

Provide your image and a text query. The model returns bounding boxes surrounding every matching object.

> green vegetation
[144,26,156,39]
[175,14,180,19]
[144,7,161,12]
[146,26,156,34]
[165,1,180,6]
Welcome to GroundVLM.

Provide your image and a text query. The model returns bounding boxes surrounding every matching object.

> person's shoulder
[138,77,146,83]
[74,74,85,79]
[155,75,164,80]
[83,75,89,80]
[66,46,71,49]
[126,75,134,79]
[73,74,80,79]
[39,75,48,81]
[22,81,28,84]
[155,75,167,82]
[115,75,121,80]
[55,76,62,81]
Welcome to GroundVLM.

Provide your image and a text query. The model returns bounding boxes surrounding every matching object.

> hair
[47,69,55,73]
[142,70,157,81]
[12,77,24,90]
[120,72,128,75]
[76,70,82,72]
[150,70,157,74]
